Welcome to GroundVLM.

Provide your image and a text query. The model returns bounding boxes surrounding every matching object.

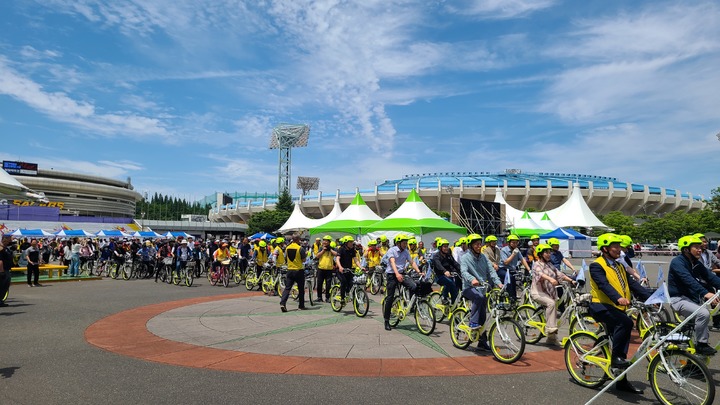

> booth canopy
[509,211,546,237]
[9,228,53,237]
[95,230,133,237]
[309,193,381,236]
[539,227,589,240]
[54,229,94,237]
[133,231,162,238]
[249,232,276,240]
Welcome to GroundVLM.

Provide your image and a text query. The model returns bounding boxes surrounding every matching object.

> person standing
[314,235,336,303]
[69,237,81,277]
[25,239,42,287]
[280,234,308,312]
[500,234,531,301]
[0,236,14,306]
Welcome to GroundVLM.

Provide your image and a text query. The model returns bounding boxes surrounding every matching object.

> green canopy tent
[509,211,547,237]
[309,193,381,238]
[363,189,466,243]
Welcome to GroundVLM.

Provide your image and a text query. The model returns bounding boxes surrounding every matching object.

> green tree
[276,189,293,213]
[599,211,635,236]
[247,210,291,234]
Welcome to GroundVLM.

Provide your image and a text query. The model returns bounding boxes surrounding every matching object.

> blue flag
[576,267,586,283]
[581,259,588,272]
[503,267,511,286]
[657,265,664,287]
[637,260,647,279]
[645,282,671,305]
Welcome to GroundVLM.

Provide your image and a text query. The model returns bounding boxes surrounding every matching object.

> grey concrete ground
[1,256,718,405]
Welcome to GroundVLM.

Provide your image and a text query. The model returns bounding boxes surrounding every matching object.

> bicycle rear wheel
[569,313,603,336]
[109,262,119,279]
[428,292,445,322]
[489,318,525,364]
[648,350,715,405]
[306,279,314,306]
[564,331,609,388]
[414,300,436,335]
[514,304,544,344]
[370,273,382,295]
[244,276,255,291]
[165,266,173,284]
[222,270,230,287]
[353,288,369,318]
[449,307,471,349]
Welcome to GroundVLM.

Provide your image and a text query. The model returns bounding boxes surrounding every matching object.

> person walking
[280,234,308,312]
[25,239,42,287]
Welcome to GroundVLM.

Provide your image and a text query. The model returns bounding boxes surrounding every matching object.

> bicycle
[244,261,269,291]
[449,284,526,363]
[564,301,715,405]
[79,256,95,276]
[172,260,194,287]
[367,265,386,295]
[381,273,436,335]
[515,281,601,344]
[291,261,316,306]
[330,269,370,317]
[157,257,174,284]
[261,265,282,296]
[209,259,231,287]
[427,273,467,322]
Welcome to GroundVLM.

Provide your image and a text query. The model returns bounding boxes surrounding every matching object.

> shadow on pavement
[0,366,20,379]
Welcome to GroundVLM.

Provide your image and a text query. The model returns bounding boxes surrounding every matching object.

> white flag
[645,282,671,305]
[637,260,647,279]
[657,265,664,287]
[576,267,586,283]
[504,268,511,286]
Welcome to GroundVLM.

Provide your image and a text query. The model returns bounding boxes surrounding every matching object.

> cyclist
[378,235,390,255]
[432,239,460,305]
[588,233,651,394]
[452,237,468,263]
[314,235,337,302]
[251,240,269,278]
[174,240,192,278]
[212,242,231,278]
[460,234,502,348]
[668,235,720,356]
[272,237,286,267]
[312,237,321,258]
[526,234,540,265]
[532,244,575,346]
[137,240,156,274]
[364,240,382,268]
[696,233,720,331]
[547,238,576,276]
[280,234,308,312]
[383,233,423,331]
[500,234,531,301]
[239,237,251,275]
[618,235,645,283]
[335,236,362,304]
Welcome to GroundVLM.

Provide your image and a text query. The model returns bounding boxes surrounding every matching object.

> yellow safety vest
[317,249,334,270]
[273,246,286,266]
[254,247,268,265]
[285,242,304,270]
[365,249,382,267]
[590,256,631,311]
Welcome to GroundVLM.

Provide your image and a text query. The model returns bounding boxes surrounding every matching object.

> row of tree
[135,193,211,221]
[599,187,720,243]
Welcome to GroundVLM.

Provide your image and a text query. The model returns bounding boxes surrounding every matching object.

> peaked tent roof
[494,189,524,225]
[546,184,608,228]
[0,167,47,201]
[277,202,317,233]
[363,189,465,235]
[540,227,589,240]
[308,200,342,228]
[509,211,547,237]
[536,212,560,231]
[308,193,382,235]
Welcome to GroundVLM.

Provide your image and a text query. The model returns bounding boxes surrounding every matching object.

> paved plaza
[2,257,718,404]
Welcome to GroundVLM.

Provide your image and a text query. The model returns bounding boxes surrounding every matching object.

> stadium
[208,170,706,224]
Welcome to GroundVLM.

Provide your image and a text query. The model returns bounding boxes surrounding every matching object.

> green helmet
[341,236,354,244]
[535,244,552,255]
[530,234,540,240]
[275,237,285,244]
[258,241,267,248]
[619,235,633,248]
[597,233,622,249]
[368,240,377,246]
[465,233,483,246]
[548,237,560,246]
[678,235,703,250]
[485,235,497,242]
[507,234,520,242]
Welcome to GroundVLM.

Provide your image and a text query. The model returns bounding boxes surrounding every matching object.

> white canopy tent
[277,202,318,233]
[546,183,607,228]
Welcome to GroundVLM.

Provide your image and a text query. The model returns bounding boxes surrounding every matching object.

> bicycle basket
[221,259,231,265]
[416,281,433,297]
[162,257,173,265]
[353,274,367,285]
[575,293,592,307]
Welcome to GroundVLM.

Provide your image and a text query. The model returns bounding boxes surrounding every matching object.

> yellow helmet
[678,235,703,250]
[485,235,497,243]
[597,233,622,249]
[535,244,552,254]
[619,235,633,248]
[465,233,483,246]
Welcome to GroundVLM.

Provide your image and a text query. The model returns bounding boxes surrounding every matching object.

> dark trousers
[383,273,417,321]
[497,267,517,301]
[0,270,10,300]
[280,270,305,307]
[27,263,39,285]
[588,303,633,359]
[316,269,334,300]
[436,275,459,303]
[338,270,354,299]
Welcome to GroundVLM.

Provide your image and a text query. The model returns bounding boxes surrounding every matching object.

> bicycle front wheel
[648,350,715,405]
[489,318,525,364]
[109,263,118,279]
[222,270,230,287]
[514,304,544,344]
[353,288,369,318]
[414,300,436,335]
[329,285,343,312]
[449,307,471,349]
[370,273,382,295]
[306,280,314,306]
[233,270,242,285]
[564,331,609,388]
[185,270,194,287]
[244,276,255,291]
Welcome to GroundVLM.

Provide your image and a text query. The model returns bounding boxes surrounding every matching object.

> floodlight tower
[269,124,310,194]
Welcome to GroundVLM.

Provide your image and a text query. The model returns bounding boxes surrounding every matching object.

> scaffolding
[451,197,504,236]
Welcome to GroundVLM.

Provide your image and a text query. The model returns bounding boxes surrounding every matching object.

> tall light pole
[269,124,310,194]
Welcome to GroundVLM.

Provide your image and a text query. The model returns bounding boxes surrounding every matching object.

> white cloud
[0,56,169,138]
[446,0,556,19]
[19,45,62,60]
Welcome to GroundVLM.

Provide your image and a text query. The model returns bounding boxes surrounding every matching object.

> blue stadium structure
[208,170,706,224]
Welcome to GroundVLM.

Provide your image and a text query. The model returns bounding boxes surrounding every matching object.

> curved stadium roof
[208,171,706,224]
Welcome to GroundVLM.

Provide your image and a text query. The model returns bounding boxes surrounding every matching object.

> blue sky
[1,0,719,203]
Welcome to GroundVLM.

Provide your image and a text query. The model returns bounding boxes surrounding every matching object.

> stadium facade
[208,171,706,224]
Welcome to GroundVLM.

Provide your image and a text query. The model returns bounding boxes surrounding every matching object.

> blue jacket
[460,251,501,290]
[668,254,720,304]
